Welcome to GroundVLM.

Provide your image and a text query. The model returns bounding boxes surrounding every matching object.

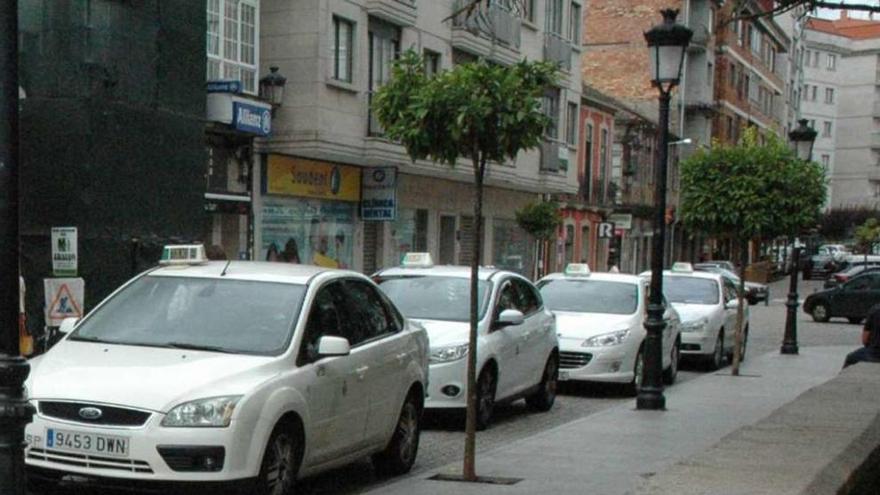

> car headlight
[681,318,708,333]
[430,343,469,363]
[583,329,629,347]
[161,396,242,428]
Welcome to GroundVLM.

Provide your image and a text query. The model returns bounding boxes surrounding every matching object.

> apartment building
[802,13,880,208]
[712,0,789,144]
[256,0,584,276]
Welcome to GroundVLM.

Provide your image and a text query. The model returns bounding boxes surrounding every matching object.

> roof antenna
[220,260,231,276]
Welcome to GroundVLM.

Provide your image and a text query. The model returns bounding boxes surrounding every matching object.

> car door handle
[355,366,369,381]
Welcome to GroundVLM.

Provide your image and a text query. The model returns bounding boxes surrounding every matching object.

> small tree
[515,201,562,279]
[680,128,826,375]
[373,50,556,480]
[855,218,880,263]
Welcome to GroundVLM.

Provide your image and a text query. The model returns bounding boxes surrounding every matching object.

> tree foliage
[855,218,880,254]
[679,128,826,241]
[818,207,880,241]
[516,201,562,241]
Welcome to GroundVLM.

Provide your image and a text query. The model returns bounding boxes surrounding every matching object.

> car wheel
[526,353,558,412]
[255,421,302,495]
[811,303,830,323]
[475,367,497,431]
[848,317,863,324]
[708,332,724,371]
[662,340,680,385]
[373,391,421,476]
[629,349,645,396]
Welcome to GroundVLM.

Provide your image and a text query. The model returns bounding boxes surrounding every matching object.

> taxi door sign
[44,278,85,327]
[51,227,78,276]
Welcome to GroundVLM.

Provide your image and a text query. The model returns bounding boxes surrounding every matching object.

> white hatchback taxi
[538,264,681,393]
[374,253,558,430]
[24,245,429,494]
[641,262,749,370]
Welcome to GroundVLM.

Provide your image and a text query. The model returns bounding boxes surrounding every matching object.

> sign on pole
[44,278,85,327]
[51,227,78,276]
[361,167,397,221]
[598,222,616,239]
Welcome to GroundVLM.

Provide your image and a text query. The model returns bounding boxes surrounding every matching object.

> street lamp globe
[259,66,287,108]
[644,9,693,91]
[789,119,817,162]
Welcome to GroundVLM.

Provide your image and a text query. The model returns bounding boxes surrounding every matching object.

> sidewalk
[366,346,851,495]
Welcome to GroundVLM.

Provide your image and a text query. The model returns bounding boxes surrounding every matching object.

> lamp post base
[636,387,666,410]
[0,355,35,495]
[780,343,799,355]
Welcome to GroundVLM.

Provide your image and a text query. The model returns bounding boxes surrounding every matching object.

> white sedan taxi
[641,262,749,370]
[538,264,681,393]
[374,253,558,430]
[25,245,429,494]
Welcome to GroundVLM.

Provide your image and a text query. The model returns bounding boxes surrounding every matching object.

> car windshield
[538,279,639,315]
[695,265,741,282]
[377,276,491,322]
[69,276,306,355]
[663,276,719,305]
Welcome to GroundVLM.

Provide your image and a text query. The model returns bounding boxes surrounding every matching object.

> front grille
[681,343,701,351]
[559,351,592,369]
[39,402,151,427]
[27,448,153,474]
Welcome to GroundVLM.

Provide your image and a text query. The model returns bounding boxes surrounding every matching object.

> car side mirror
[725,299,739,310]
[58,317,79,336]
[317,336,351,357]
[495,309,525,329]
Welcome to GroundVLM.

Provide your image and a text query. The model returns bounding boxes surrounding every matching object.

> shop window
[261,198,355,269]
[391,209,428,265]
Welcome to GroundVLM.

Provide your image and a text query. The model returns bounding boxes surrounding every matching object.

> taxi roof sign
[671,261,694,273]
[401,252,434,268]
[564,263,591,276]
[160,244,208,265]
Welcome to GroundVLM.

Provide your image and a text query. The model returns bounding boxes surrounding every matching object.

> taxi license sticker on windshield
[46,428,130,457]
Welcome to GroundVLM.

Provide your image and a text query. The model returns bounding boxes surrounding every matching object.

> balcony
[366,0,417,27]
[682,97,717,115]
[544,32,572,71]
[687,24,710,52]
[451,0,521,65]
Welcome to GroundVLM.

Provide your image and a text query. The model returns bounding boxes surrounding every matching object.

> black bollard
[0,355,35,494]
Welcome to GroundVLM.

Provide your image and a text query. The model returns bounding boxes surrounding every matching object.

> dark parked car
[696,260,737,273]
[804,271,880,323]
[823,265,880,290]
[694,264,769,305]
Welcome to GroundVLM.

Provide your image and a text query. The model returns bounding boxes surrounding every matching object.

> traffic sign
[51,226,78,276]
[44,278,84,327]
[598,222,616,239]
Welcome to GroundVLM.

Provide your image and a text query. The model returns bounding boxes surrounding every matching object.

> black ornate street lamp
[639,9,692,411]
[781,120,817,355]
[259,66,287,109]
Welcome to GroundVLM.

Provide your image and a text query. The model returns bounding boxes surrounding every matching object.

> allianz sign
[232,101,272,136]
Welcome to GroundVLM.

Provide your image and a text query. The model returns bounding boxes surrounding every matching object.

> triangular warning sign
[48,283,83,319]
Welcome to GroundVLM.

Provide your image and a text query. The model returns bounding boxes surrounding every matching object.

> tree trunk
[463,152,486,481]
[731,240,748,376]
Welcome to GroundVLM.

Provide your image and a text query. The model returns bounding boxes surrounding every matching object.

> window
[749,25,760,54]
[726,115,735,141]
[569,3,582,44]
[823,121,832,138]
[543,88,561,139]
[344,280,399,342]
[821,154,830,169]
[579,225,590,262]
[566,102,578,146]
[874,182,880,198]
[827,53,836,70]
[546,0,564,35]
[709,8,715,34]
[564,224,575,263]
[599,129,608,200]
[522,0,536,22]
[332,17,354,83]
[368,17,401,135]
[511,278,541,315]
[583,123,593,200]
[813,50,820,67]
[424,49,441,77]
[809,119,816,129]
[825,87,834,104]
[811,85,817,102]
[207,0,259,93]
[299,283,344,365]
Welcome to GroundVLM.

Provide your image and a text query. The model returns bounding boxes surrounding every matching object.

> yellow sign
[267,155,361,202]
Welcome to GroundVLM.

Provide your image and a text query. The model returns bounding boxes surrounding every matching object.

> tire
[475,367,497,431]
[526,353,558,412]
[848,317,863,324]
[662,339,680,385]
[628,349,645,396]
[708,332,724,371]
[255,421,303,495]
[811,303,830,323]
[373,391,421,476]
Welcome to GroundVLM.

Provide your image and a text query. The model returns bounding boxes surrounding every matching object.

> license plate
[46,428,130,458]
[559,370,570,381]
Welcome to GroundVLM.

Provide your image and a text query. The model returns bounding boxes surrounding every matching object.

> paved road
[39,277,861,495]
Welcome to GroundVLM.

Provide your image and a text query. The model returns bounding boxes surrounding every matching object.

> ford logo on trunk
[79,407,103,420]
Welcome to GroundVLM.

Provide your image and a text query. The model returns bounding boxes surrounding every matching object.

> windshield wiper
[68,334,116,344]
[165,342,237,354]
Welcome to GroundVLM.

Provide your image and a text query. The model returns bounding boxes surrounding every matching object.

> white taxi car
[25,245,429,493]
[641,262,749,370]
[374,253,558,430]
[538,264,681,393]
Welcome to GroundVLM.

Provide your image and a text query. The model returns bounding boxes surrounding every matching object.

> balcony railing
[543,32,572,70]
[366,0,417,27]
[687,24,709,52]
[452,0,521,49]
